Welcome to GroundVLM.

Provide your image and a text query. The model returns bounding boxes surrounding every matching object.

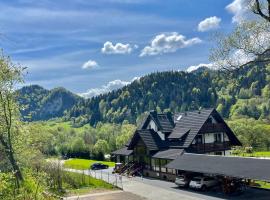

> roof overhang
[166,153,270,182]
[111,147,133,156]
[152,149,185,160]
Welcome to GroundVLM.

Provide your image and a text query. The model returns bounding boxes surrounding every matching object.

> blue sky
[0,0,241,97]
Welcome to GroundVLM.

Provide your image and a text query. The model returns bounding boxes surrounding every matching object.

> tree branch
[254,0,270,22]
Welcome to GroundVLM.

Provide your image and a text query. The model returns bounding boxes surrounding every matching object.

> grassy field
[64,159,115,170]
[235,151,270,157]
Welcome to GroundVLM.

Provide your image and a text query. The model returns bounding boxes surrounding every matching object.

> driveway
[64,191,146,200]
[65,168,270,200]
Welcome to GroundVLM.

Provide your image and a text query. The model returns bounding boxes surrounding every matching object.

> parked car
[189,176,219,191]
[90,162,109,170]
[175,175,191,187]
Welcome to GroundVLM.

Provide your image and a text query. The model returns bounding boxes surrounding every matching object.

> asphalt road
[65,167,270,200]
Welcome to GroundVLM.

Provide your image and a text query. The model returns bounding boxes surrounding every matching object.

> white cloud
[79,77,140,98]
[101,41,136,54]
[198,16,221,32]
[140,32,202,57]
[226,0,252,23]
[82,60,99,69]
[186,63,215,72]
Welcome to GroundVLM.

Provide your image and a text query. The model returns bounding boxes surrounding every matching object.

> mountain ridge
[18,62,270,125]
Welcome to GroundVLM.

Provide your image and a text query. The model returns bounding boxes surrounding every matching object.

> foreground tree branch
[210,20,270,72]
[253,0,270,22]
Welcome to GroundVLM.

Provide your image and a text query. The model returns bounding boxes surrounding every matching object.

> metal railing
[63,166,124,190]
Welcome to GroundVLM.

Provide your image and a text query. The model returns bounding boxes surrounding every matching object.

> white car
[189,176,219,191]
[175,175,190,187]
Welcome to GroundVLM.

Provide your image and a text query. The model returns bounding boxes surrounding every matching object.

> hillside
[17,62,270,125]
[17,85,83,121]
[66,62,270,126]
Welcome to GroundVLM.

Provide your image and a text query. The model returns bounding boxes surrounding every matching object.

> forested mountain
[17,61,270,125]
[17,85,83,121]
[66,62,270,126]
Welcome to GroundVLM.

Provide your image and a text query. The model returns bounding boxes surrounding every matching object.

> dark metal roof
[156,113,174,132]
[128,129,166,151]
[170,108,214,148]
[140,111,174,133]
[168,128,190,139]
[111,147,133,156]
[152,149,185,160]
[166,153,270,182]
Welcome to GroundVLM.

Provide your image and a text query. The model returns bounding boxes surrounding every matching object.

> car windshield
[192,178,201,182]
[93,163,100,166]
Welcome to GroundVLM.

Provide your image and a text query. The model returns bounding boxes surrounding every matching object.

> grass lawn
[253,181,270,189]
[64,159,115,170]
[51,171,116,197]
[236,151,270,157]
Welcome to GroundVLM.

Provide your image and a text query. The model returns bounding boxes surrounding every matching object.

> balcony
[189,141,231,153]
[200,123,227,133]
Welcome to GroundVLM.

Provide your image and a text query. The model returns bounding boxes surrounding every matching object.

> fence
[63,165,124,190]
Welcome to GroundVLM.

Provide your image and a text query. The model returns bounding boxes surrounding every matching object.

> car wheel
[201,185,207,192]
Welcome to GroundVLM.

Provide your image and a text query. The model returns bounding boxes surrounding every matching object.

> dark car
[90,162,109,170]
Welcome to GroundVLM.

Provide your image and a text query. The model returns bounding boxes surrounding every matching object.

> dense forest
[65,62,270,126]
[18,62,270,127]
[17,85,83,121]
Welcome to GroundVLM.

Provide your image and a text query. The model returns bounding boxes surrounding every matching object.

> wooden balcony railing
[189,141,231,153]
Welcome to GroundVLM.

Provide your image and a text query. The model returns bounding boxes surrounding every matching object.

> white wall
[224,150,231,156]
[148,120,158,132]
[147,120,165,140]
[157,131,165,140]
[206,150,231,156]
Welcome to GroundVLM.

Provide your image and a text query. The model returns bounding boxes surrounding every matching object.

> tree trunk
[7,150,24,182]
[1,137,23,184]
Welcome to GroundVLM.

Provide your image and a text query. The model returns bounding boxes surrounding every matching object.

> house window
[167,168,176,174]
[160,159,167,173]
[135,145,146,155]
[206,117,213,124]
[151,158,160,172]
[195,135,203,144]
[214,133,222,143]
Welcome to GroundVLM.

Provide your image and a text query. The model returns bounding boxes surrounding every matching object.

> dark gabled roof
[170,108,214,148]
[128,129,166,151]
[156,113,175,132]
[111,147,133,156]
[152,149,185,160]
[168,127,190,139]
[166,153,270,182]
[140,111,174,133]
